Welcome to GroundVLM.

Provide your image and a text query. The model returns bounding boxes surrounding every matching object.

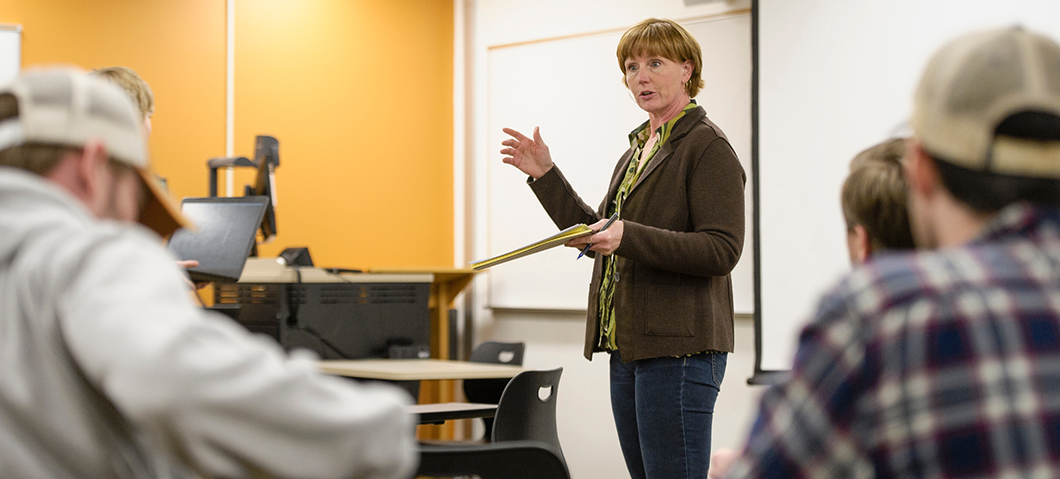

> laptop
[167,196,268,283]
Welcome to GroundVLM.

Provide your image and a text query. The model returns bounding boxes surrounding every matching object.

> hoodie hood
[0,167,99,264]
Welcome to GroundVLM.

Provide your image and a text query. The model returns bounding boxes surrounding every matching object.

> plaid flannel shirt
[729,203,1060,478]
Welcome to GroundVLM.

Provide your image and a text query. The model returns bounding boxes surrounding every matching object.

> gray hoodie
[0,167,416,479]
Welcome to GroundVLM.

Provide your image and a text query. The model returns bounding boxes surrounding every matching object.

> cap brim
[135,168,193,238]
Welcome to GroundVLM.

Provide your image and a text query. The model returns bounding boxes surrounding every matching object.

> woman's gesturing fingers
[500,126,554,179]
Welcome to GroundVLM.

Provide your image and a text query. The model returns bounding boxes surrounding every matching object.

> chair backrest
[491,368,564,463]
[469,341,526,366]
[464,342,526,404]
[417,440,570,479]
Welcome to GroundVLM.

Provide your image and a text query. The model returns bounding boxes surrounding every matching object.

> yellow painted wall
[234,0,454,269]
[0,0,454,270]
[0,0,227,202]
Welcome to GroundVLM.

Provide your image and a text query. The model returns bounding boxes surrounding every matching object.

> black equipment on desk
[246,135,279,241]
[214,280,431,360]
[207,134,280,243]
[279,247,314,267]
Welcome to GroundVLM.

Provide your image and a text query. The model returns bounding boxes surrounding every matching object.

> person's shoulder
[38,218,175,285]
[0,169,164,260]
[675,109,735,158]
[813,251,926,324]
[826,245,1006,321]
[681,106,723,140]
[80,221,175,269]
[688,105,727,136]
[52,215,162,255]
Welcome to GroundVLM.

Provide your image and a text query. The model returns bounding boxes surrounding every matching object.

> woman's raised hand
[500,126,554,179]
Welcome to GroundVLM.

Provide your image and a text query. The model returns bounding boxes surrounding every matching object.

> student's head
[841,138,915,264]
[92,66,154,134]
[906,27,1060,248]
[0,67,186,236]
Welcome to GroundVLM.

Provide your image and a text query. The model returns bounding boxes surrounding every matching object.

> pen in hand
[578,213,620,259]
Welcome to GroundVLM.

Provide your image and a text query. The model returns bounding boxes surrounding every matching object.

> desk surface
[318,359,524,381]
[408,402,497,424]
[239,258,434,284]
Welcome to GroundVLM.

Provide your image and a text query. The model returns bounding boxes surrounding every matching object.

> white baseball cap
[912,27,1060,178]
[0,66,189,237]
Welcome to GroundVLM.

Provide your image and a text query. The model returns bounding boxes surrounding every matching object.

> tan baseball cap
[0,66,190,237]
[912,27,1060,178]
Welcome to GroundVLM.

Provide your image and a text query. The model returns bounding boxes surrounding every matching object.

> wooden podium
[370,267,478,439]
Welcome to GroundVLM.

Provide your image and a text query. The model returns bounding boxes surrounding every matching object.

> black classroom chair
[417,440,570,479]
[464,341,526,440]
[491,367,564,463]
[425,367,565,465]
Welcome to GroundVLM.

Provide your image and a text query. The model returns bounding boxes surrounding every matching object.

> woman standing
[500,18,745,479]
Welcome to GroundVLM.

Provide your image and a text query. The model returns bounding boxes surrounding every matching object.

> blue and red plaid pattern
[728,204,1060,478]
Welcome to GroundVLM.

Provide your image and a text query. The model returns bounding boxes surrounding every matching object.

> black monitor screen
[167,196,268,283]
[252,135,279,240]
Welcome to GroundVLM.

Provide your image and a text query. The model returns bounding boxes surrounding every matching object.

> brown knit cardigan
[529,106,745,361]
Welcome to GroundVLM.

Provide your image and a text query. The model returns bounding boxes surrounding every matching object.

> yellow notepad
[470,224,593,270]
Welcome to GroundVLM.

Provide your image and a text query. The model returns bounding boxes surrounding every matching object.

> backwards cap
[912,27,1060,178]
[0,66,189,237]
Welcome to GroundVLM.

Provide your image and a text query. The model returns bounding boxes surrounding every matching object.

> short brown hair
[841,138,915,253]
[0,144,135,180]
[92,66,154,118]
[617,18,703,98]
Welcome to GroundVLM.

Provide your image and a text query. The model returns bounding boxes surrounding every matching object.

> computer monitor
[249,135,279,241]
[167,196,268,283]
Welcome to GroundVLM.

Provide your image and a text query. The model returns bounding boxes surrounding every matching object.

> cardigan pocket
[638,269,694,337]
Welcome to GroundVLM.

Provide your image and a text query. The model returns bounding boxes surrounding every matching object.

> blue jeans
[610,351,727,479]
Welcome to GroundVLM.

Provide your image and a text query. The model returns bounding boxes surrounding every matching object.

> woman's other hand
[567,218,624,255]
[500,126,554,179]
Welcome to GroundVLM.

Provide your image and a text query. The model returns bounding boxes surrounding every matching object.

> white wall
[463,1,762,477]
[755,0,1060,372]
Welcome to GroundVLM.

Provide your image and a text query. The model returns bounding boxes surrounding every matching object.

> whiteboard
[756,0,1060,372]
[0,26,20,85]
[485,14,753,312]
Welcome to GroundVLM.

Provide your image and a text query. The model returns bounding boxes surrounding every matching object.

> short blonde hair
[616,18,704,98]
[92,66,154,118]
[841,138,915,252]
